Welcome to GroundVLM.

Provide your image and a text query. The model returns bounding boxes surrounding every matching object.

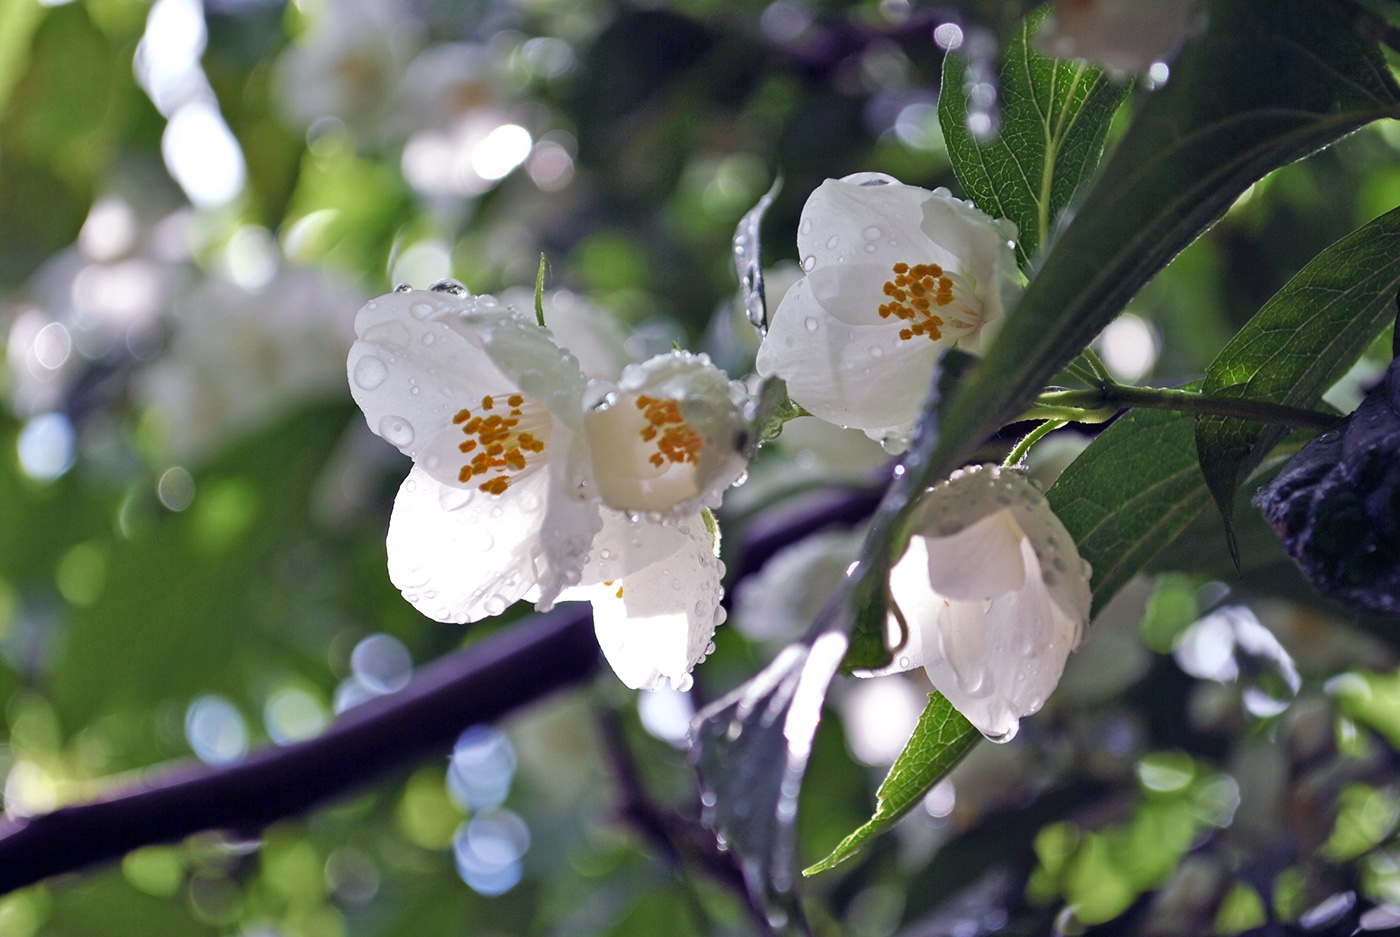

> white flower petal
[385,465,547,622]
[349,290,522,466]
[757,277,936,445]
[918,509,1028,602]
[574,509,693,586]
[575,513,725,690]
[798,174,946,273]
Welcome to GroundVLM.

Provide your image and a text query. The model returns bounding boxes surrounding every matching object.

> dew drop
[352,355,388,390]
[862,225,881,240]
[982,722,1019,744]
[392,284,412,293]
[864,243,877,253]
[804,317,819,332]
[379,416,415,447]
[673,673,694,692]
[483,595,507,615]
[801,255,815,271]
[868,345,883,358]
[824,235,839,250]
[409,302,434,320]
[422,333,435,345]
[898,655,911,669]
[704,640,716,656]
[800,219,812,234]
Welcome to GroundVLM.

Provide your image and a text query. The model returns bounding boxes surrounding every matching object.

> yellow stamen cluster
[878,262,956,342]
[453,393,545,495]
[636,395,704,469]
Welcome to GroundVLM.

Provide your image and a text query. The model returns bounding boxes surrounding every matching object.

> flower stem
[1004,419,1067,467]
[1032,383,1340,430]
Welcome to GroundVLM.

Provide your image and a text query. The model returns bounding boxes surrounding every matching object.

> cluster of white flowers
[349,171,1092,739]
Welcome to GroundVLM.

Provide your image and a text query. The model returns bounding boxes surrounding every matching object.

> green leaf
[940,11,1128,266]
[930,0,1399,481]
[1047,403,1212,615]
[803,693,977,875]
[0,0,44,122]
[1195,205,1400,556]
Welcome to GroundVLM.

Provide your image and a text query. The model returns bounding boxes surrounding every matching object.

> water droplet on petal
[352,355,388,390]
[422,333,435,345]
[673,673,694,692]
[862,226,881,240]
[801,255,815,271]
[409,302,434,320]
[824,235,839,250]
[804,317,819,332]
[484,595,507,615]
[800,219,812,234]
[392,283,413,293]
[379,416,414,447]
[982,721,1018,744]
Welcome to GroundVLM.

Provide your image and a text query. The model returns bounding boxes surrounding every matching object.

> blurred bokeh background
[1,0,1400,933]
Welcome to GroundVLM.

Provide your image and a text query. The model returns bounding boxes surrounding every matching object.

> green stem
[1078,347,1113,383]
[1036,383,1339,430]
[1004,419,1068,467]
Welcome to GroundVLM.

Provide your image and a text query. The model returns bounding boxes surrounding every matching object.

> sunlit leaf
[1195,205,1400,557]
[940,10,1128,266]
[1047,404,1211,614]
[690,623,850,934]
[803,692,976,875]
[931,0,1399,480]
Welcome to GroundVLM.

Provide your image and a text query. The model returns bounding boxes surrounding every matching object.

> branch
[0,478,889,896]
[0,606,599,895]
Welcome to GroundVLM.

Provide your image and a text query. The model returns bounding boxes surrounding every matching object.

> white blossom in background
[348,287,741,691]
[756,172,1019,451]
[867,464,1092,742]
[5,195,183,417]
[138,263,364,461]
[1034,0,1196,76]
[272,0,422,140]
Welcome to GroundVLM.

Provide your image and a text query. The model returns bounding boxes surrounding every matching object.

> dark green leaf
[803,692,976,875]
[1047,404,1213,614]
[1195,205,1400,553]
[940,11,1128,266]
[931,0,1399,479]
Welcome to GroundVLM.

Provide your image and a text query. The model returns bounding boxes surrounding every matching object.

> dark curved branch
[0,477,889,897]
[0,606,599,895]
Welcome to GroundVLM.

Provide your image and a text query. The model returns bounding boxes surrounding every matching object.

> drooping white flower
[1034,0,1196,76]
[755,173,1019,452]
[347,285,735,690]
[869,464,1092,742]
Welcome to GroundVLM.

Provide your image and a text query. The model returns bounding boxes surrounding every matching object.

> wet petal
[574,513,726,690]
[385,465,547,623]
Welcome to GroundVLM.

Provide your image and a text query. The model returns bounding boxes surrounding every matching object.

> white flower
[869,464,1091,742]
[583,350,750,515]
[1034,0,1195,75]
[347,286,733,690]
[755,173,1019,452]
